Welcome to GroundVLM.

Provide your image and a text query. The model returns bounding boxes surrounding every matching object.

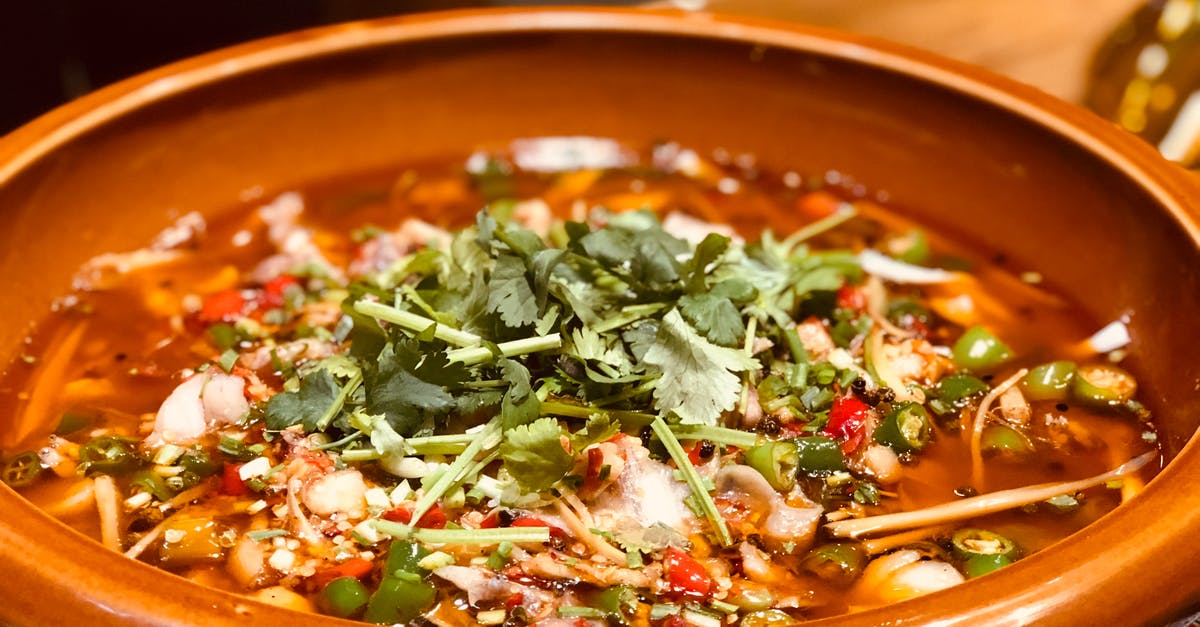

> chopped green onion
[247,529,289,541]
[353,300,481,347]
[370,520,550,545]
[650,415,732,547]
[670,424,760,449]
[218,348,239,373]
[446,334,563,366]
[557,606,608,619]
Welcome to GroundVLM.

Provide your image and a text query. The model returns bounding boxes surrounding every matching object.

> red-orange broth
[0,142,1161,625]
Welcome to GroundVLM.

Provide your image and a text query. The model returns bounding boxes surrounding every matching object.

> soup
[0,139,1160,625]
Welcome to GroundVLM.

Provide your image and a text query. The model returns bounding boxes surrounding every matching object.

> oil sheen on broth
[0,140,1161,625]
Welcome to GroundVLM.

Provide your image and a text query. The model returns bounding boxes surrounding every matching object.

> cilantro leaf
[678,293,745,347]
[500,358,540,430]
[365,342,454,435]
[487,253,537,328]
[569,414,620,451]
[643,309,759,425]
[683,232,730,293]
[265,369,340,431]
[499,417,573,492]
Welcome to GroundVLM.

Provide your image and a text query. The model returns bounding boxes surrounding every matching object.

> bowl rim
[1,6,1198,626]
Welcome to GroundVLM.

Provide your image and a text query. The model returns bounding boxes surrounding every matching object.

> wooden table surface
[689,0,1145,104]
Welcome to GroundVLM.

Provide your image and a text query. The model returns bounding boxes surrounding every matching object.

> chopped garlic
[269,548,296,571]
[239,456,272,480]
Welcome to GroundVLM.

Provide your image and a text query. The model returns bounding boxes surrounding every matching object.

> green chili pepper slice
[792,436,846,474]
[1021,361,1076,401]
[874,402,932,453]
[951,528,1020,578]
[78,435,142,476]
[952,326,1013,371]
[130,470,176,501]
[980,424,1033,456]
[2,451,43,488]
[741,609,799,627]
[321,576,370,619]
[363,541,436,625]
[589,585,638,624]
[1071,363,1137,408]
[801,542,867,586]
[928,373,989,416]
[745,441,799,491]
[55,412,93,436]
[890,229,930,265]
[179,449,220,477]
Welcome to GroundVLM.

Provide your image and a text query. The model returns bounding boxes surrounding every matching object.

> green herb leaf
[498,417,573,492]
[678,293,745,346]
[500,358,540,430]
[643,309,759,425]
[266,369,339,431]
[487,254,537,328]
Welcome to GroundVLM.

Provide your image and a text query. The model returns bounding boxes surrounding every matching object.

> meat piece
[148,372,249,446]
[714,465,822,550]
[239,338,336,371]
[591,436,695,532]
[302,469,367,518]
[795,317,835,361]
[519,552,657,588]
[433,566,518,606]
[852,549,964,605]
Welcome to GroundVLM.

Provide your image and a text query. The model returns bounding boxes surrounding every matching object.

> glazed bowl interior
[1,8,1198,626]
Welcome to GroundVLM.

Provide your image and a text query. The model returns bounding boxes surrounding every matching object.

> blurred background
[5,0,1200,164]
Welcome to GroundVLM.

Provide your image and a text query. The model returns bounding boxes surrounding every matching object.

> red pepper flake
[504,592,524,610]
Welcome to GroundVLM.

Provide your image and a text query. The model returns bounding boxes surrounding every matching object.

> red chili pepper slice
[220,462,248,496]
[509,516,567,539]
[795,190,843,220]
[581,447,605,494]
[835,285,867,312]
[260,275,301,309]
[199,289,248,324]
[823,395,871,453]
[311,557,374,589]
[382,503,447,529]
[663,546,712,599]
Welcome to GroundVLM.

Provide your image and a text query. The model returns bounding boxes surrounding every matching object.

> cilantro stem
[311,431,363,451]
[540,400,656,425]
[781,204,857,250]
[315,371,363,432]
[669,424,761,449]
[409,419,500,524]
[446,334,562,366]
[650,415,733,547]
[591,379,657,407]
[591,302,669,333]
[353,300,481,347]
[370,519,550,545]
[339,433,476,460]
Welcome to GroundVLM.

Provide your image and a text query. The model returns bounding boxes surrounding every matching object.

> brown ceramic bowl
[1,7,1198,626]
